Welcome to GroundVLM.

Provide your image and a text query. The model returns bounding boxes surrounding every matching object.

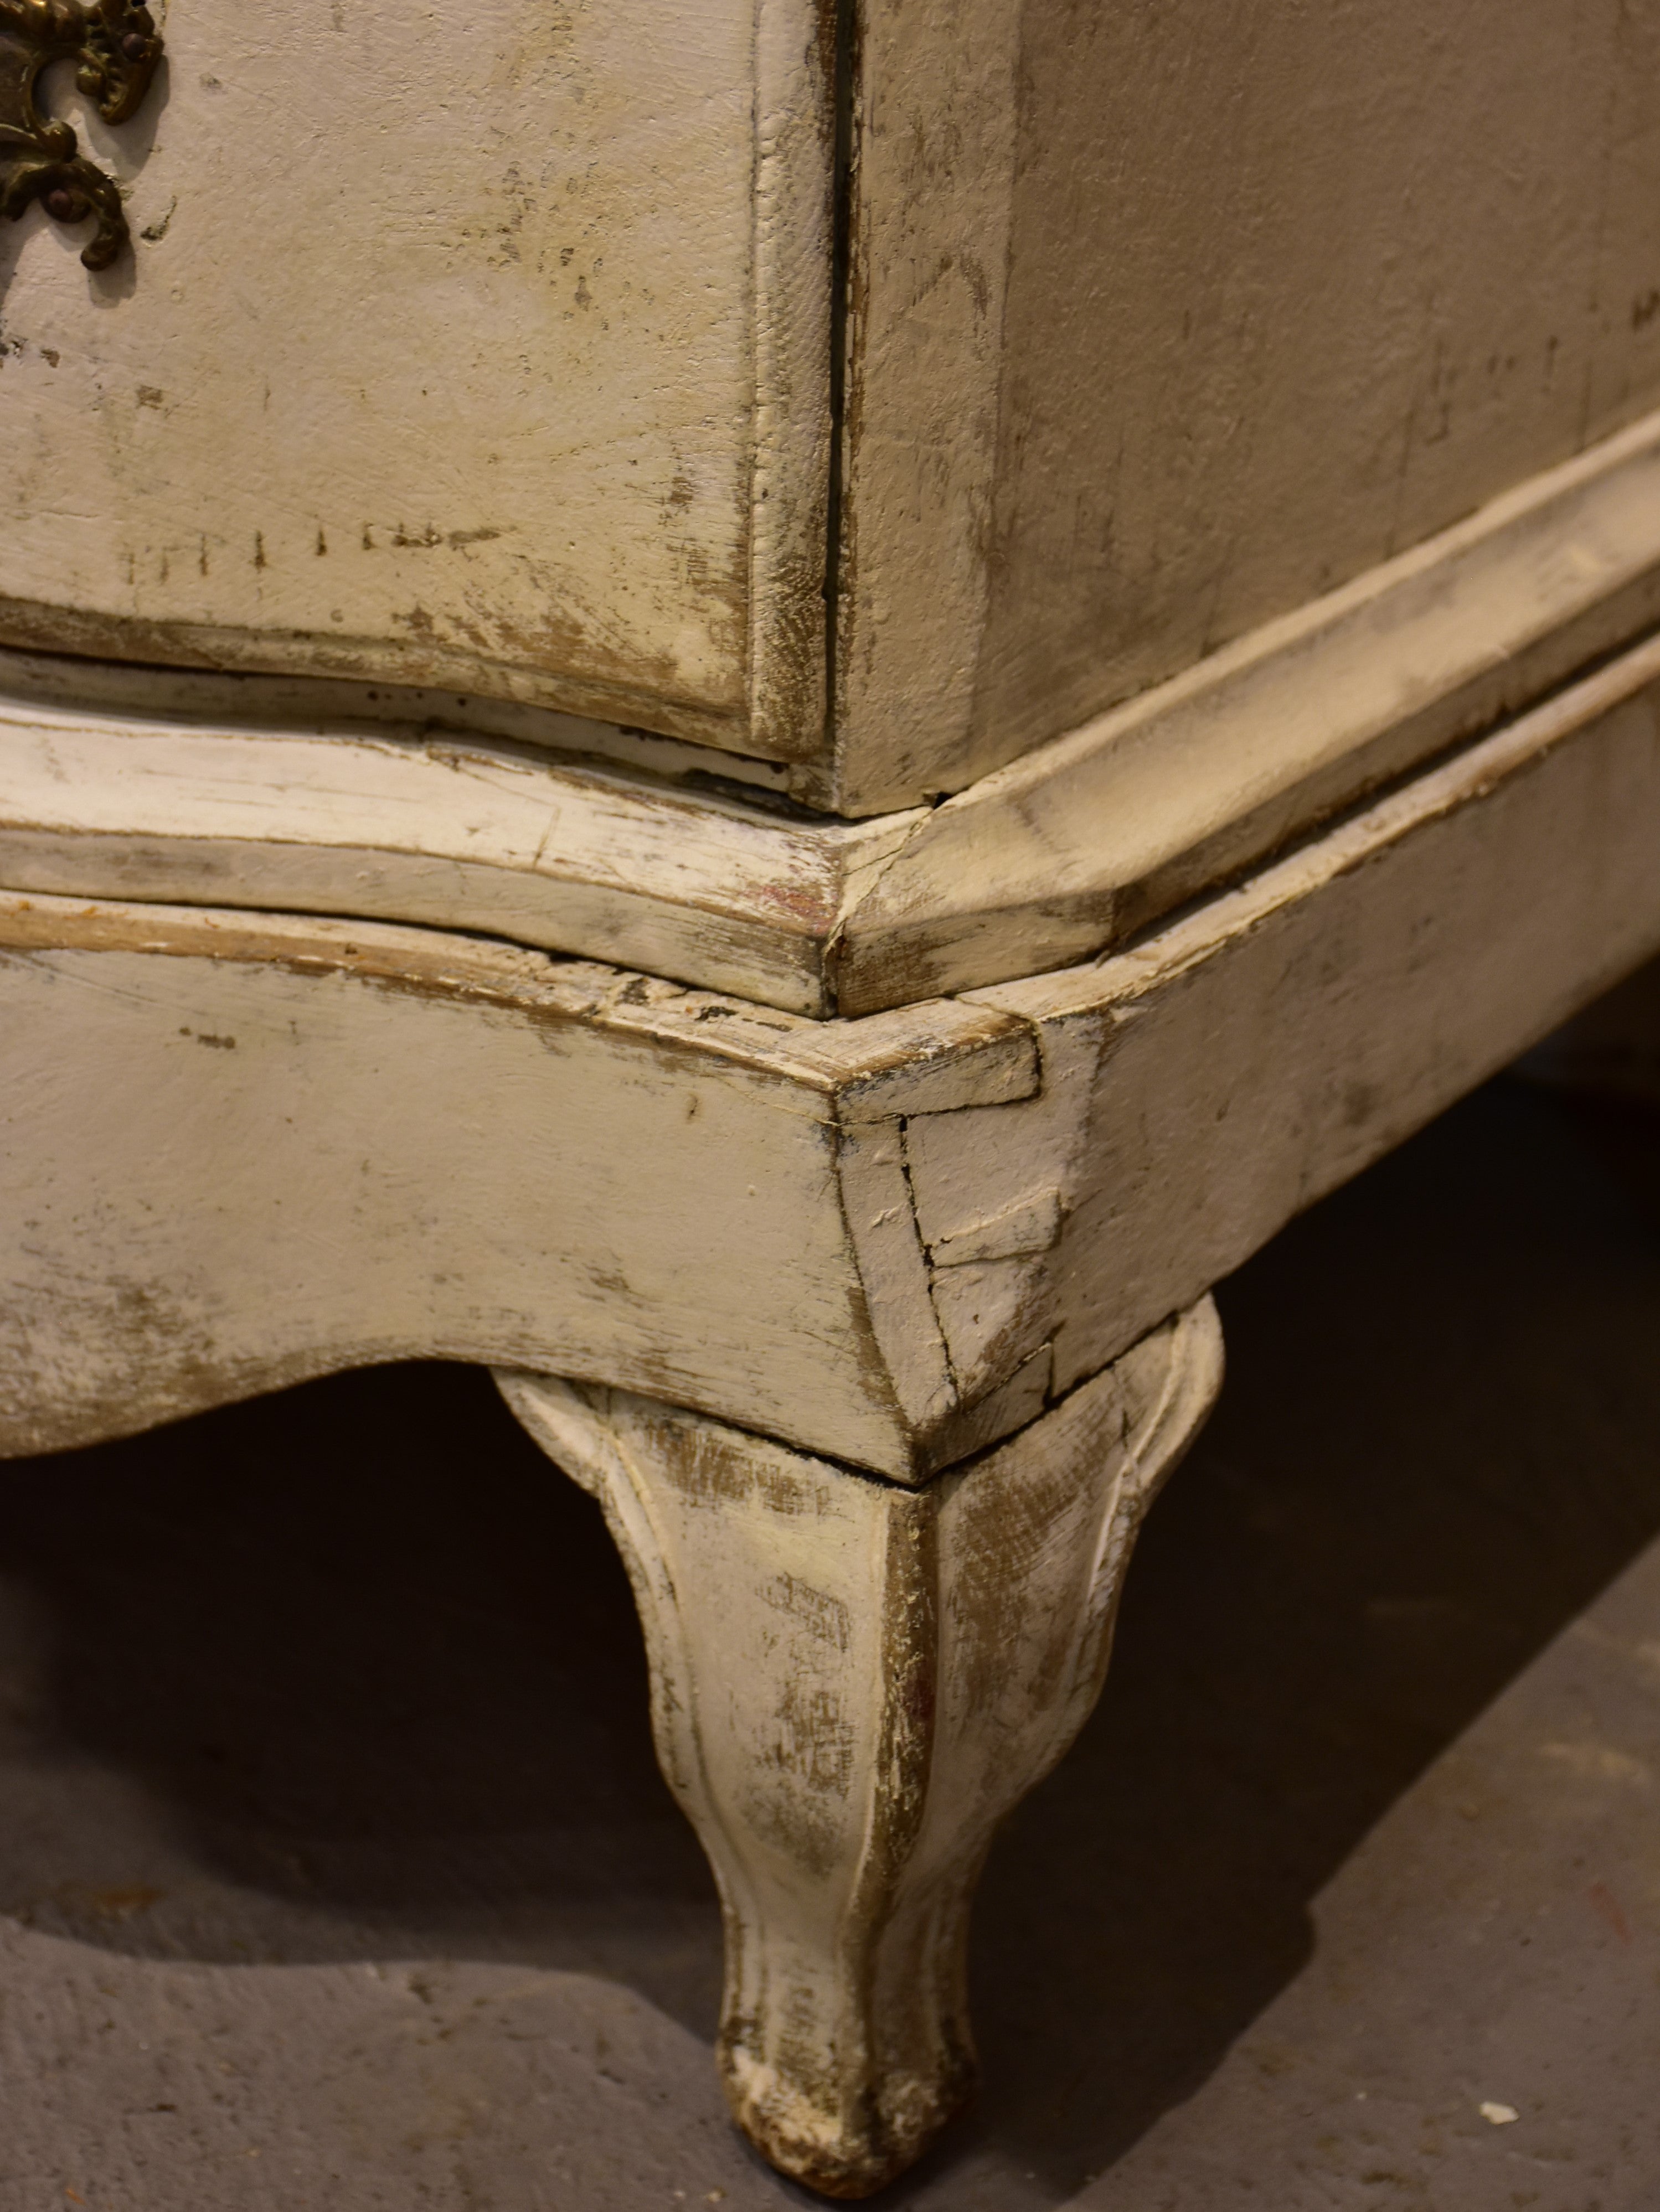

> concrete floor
[1,1074,1658,2209]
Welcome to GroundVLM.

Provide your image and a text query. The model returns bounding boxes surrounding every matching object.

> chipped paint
[0,0,833,762]
[498,1307,1221,2194]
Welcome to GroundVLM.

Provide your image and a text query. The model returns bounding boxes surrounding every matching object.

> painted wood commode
[5,1,1660,2194]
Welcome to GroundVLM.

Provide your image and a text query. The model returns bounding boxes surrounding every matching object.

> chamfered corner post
[496,1298,1224,2198]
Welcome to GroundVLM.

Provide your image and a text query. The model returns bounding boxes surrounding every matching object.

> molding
[5,628,1660,1482]
[0,596,772,759]
[4,406,1660,1015]
[0,691,917,1016]
[0,887,1039,1481]
[0,647,807,793]
[833,404,1660,1009]
[960,628,1660,1391]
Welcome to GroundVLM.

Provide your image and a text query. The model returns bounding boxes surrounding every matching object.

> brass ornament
[0,0,163,270]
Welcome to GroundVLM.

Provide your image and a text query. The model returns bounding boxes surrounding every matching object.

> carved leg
[496,1299,1222,2197]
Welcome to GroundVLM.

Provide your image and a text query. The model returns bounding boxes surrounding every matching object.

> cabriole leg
[497,1299,1223,2198]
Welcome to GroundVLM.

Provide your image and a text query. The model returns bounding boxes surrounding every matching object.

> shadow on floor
[1,1077,1657,2201]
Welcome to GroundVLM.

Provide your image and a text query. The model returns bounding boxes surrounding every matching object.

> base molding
[3,407,1660,1016]
[4,623,1660,1479]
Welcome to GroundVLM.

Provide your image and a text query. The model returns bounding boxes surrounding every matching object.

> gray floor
[2,1076,1658,2209]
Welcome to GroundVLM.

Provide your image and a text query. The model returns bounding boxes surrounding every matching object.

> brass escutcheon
[0,0,162,270]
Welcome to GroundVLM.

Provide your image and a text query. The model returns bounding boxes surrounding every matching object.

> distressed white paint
[6,629,1660,1483]
[960,639,1660,1393]
[0,642,807,793]
[4,633,1660,1486]
[8,405,1660,1015]
[828,0,1022,812]
[0,0,832,753]
[0,897,1034,1479]
[8,22,1660,2198]
[0,689,922,1015]
[7,633,1660,2196]
[748,0,836,750]
[831,0,1660,808]
[497,1300,1223,2195]
[833,413,1660,1007]
[4,1,1656,805]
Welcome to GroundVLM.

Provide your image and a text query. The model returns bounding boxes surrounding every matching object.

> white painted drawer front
[0,1,829,753]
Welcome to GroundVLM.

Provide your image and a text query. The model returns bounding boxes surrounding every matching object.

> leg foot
[497,1300,1221,2196]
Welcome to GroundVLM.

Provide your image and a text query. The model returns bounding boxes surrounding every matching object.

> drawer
[0,0,833,758]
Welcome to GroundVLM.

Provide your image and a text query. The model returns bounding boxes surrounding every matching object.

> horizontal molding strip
[6,624,1660,1478]
[833,402,1660,1009]
[0,701,921,1018]
[4,405,1660,1014]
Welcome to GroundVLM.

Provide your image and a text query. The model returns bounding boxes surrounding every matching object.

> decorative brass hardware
[0,0,162,270]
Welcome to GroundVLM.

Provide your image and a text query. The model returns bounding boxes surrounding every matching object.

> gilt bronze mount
[0,0,162,270]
